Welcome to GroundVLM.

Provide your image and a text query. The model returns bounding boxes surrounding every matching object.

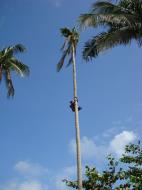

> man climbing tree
[69,100,82,112]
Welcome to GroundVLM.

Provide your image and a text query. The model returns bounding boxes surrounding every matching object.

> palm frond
[10,58,30,77]
[79,0,141,30]
[60,28,72,38]
[0,44,26,62]
[92,0,140,15]
[57,53,67,72]
[79,0,142,60]
[9,44,26,54]
[83,26,140,60]
[61,39,68,51]
[57,47,70,72]
[57,27,79,71]
[61,27,79,46]
[79,12,138,29]
[66,55,73,68]
[119,0,142,11]
[91,1,123,14]
[79,13,98,29]
[137,36,142,46]
[0,44,29,97]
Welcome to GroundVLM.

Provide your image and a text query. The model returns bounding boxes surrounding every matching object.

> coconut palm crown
[79,0,142,60]
[0,44,29,97]
[57,27,79,71]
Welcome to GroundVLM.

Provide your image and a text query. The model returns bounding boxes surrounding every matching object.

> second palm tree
[0,44,29,97]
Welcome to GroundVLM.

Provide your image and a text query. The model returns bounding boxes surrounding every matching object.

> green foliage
[79,0,142,60]
[120,141,142,189]
[64,141,142,190]
[57,27,79,72]
[0,44,29,97]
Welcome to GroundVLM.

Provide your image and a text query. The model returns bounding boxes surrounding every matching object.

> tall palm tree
[57,27,82,190]
[78,0,142,60]
[0,44,29,97]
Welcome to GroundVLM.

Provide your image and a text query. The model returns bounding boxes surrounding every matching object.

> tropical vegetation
[0,44,29,97]
[64,141,142,190]
[79,0,142,60]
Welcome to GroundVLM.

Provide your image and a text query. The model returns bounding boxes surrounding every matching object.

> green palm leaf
[83,26,142,60]
[79,0,142,60]
[57,27,79,72]
[0,44,29,97]
[7,44,26,55]
[79,13,137,29]
[57,49,69,72]
[10,58,30,77]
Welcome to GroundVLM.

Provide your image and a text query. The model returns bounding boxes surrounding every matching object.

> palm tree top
[0,44,26,58]
[0,44,29,97]
[78,0,142,60]
[0,44,29,76]
[57,27,79,72]
[60,27,79,46]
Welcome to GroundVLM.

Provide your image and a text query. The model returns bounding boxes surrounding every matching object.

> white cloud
[69,130,137,162]
[1,161,75,190]
[102,127,118,138]
[69,136,98,160]
[19,181,46,190]
[0,161,49,190]
[0,181,17,190]
[0,180,48,190]
[14,161,48,177]
[109,131,137,156]
[53,165,77,190]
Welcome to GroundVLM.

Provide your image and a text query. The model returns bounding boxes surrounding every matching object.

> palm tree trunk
[5,70,14,97]
[72,45,82,190]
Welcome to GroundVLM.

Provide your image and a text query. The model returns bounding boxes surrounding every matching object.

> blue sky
[0,0,142,190]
